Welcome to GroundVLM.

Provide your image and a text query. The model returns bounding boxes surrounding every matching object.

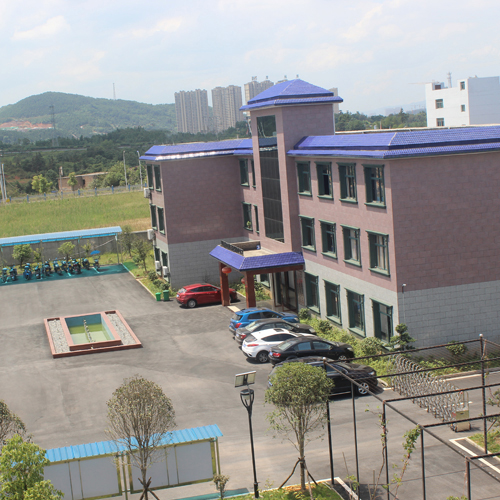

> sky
[1,0,500,115]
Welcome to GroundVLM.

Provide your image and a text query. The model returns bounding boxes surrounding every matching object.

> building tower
[175,89,210,134]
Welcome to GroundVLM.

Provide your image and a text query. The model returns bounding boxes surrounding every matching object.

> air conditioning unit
[155,261,161,271]
[143,188,150,198]
[162,266,169,275]
[147,229,155,240]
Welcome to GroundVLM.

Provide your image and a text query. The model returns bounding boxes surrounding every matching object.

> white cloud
[12,15,69,41]
[59,51,106,81]
[341,5,383,43]
[130,17,183,39]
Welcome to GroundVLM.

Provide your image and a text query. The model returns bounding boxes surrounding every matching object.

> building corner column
[219,263,230,306]
[245,271,256,308]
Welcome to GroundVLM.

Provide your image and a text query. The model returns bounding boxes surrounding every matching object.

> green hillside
[0,92,177,138]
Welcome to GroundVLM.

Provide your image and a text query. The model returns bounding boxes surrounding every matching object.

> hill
[0,92,177,139]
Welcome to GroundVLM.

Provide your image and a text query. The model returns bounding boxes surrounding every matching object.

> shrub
[358,337,385,357]
[446,341,467,357]
[299,308,311,321]
[316,319,334,336]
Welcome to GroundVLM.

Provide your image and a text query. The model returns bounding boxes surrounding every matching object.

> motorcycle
[72,259,81,274]
[61,260,68,273]
[68,260,74,274]
[82,258,90,270]
[43,261,51,277]
[9,266,17,281]
[93,257,100,270]
[1,268,8,283]
[53,259,62,276]
[23,263,32,280]
[34,265,42,280]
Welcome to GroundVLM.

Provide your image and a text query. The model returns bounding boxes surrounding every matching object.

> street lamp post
[240,388,259,499]
[137,151,143,187]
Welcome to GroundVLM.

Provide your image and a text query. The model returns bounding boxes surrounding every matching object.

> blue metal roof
[0,227,123,247]
[141,139,253,161]
[210,245,304,271]
[289,126,500,159]
[241,79,343,111]
[45,424,223,463]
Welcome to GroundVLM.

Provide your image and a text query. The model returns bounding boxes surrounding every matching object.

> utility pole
[123,150,128,186]
[137,151,143,187]
[0,161,7,203]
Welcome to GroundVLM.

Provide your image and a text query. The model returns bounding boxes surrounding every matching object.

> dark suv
[268,336,354,365]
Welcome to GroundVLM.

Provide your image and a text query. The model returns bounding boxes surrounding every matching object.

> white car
[241,328,312,363]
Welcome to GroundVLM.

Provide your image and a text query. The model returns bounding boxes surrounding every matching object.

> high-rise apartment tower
[175,89,210,134]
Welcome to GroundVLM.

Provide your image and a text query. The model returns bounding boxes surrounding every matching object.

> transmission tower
[50,105,58,147]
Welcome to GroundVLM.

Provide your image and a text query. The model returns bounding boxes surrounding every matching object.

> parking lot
[1,269,499,500]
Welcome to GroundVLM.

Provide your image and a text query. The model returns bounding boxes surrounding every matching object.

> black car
[268,356,378,396]
[234,319,316,344]
[268,336,354,365]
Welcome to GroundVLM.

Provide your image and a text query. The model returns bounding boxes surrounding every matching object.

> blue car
[229,307,299,334]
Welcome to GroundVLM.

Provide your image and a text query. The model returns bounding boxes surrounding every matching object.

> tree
[389,323,416,351]
[0,400,26,448]
[58,241,75,261]
[67,172,78,191]
[12,244,33,267]
[0,434,62,500]
[32,247,42,265]
[132,239,152,273]
[106,376,176,500]
[23,481,63,500]
[31,175,52,194]
[121,225,136,257]
[265,362,333,491]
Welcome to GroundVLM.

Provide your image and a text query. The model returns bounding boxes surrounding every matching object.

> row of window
[297,162,385,206]
[300,217,390,275]
[150,204,165,234]
[240,159,256,188]
[304,273,393,341]
[146,164,162,192]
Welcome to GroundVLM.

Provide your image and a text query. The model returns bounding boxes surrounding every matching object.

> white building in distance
[425,76,500,127]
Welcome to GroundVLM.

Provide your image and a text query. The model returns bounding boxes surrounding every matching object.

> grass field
[0,191,150,236]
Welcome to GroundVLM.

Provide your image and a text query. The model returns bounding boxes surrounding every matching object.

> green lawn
[0,191,150,237]
[469,430,500,453]
[230,483,343,500]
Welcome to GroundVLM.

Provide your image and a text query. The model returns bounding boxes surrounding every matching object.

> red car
[176,283,237,308]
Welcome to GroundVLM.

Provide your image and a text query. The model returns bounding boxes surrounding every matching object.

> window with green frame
[338,163,357,202]
[297,162,311,195]
[157,206,165,233]
[342,226,361,265]
[254,205,260,233]
[347,290,365,335]
[150,204,157,229]
[300,216,315,251]
[239,160,249,186]
[364,165,385,205]
[161,251,168,267]
[368,232,389,274]
[372,300,393,342]
[242,203,252,230]
[320,221,336,258]
[324,281,341,323]
[304,273,320,312]
[316,163,333,198]
[251,160,256,187]
[146,165,154,189]
[154,165,162,191]
[154,247,160,263]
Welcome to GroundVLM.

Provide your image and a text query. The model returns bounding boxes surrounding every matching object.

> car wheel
[256,351,269,363]
[356,382,370,396]
[338,354,348,361]
[187,299,197,308]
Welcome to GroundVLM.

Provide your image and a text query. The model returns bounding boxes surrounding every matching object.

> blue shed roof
[289,126,500,159]
[141,139,253,161]
[241,79,342,111]
[45,424,223,463]
[0,227,123,247]
[210,245,304,271]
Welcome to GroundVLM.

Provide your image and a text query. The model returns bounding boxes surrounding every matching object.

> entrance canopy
[210,240,304,308]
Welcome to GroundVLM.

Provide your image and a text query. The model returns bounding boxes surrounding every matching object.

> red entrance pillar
[244,271,256,308]
[219,263,231,306]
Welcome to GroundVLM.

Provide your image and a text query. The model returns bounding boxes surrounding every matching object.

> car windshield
[245,322,261,332]
[276,339,295,351]
[245,335,256,342]
[232,313,243,320]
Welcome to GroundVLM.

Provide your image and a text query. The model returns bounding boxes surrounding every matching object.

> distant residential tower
[175,89,210,134]
[211,85,244,132]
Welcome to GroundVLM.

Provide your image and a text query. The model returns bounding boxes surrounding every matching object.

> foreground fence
[1,184,145,204]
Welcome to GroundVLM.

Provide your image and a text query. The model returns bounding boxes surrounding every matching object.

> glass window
[368,232,389,274]
[435,99,444,109]
[373,301,393,342]
[295,341,312,351]
[437,118,445,127]
[261,149,284,242]
[297,162,311,195]
[254,205,260,233]
[300,217,315,251]
[342,226,361,265]
[154,165,162,191]
[320,221,336,258]
[251,160,256,187]
[312,341,331,350]
[339,164,357,201]
[161,251,168,267]
[240,160,249,186]
[324,281,341,322]
[147,164,154,189]
[242,203,252,230]
[347,290,365,334]
[317,163,333,198]
[154,247,160,263]
[304,272,319,312]
[150,204,157,230]
[157,207,165,233]
[260,273,270,287]
[364,165,385,205]
[460,81,466,90]
[461,105,466,112]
